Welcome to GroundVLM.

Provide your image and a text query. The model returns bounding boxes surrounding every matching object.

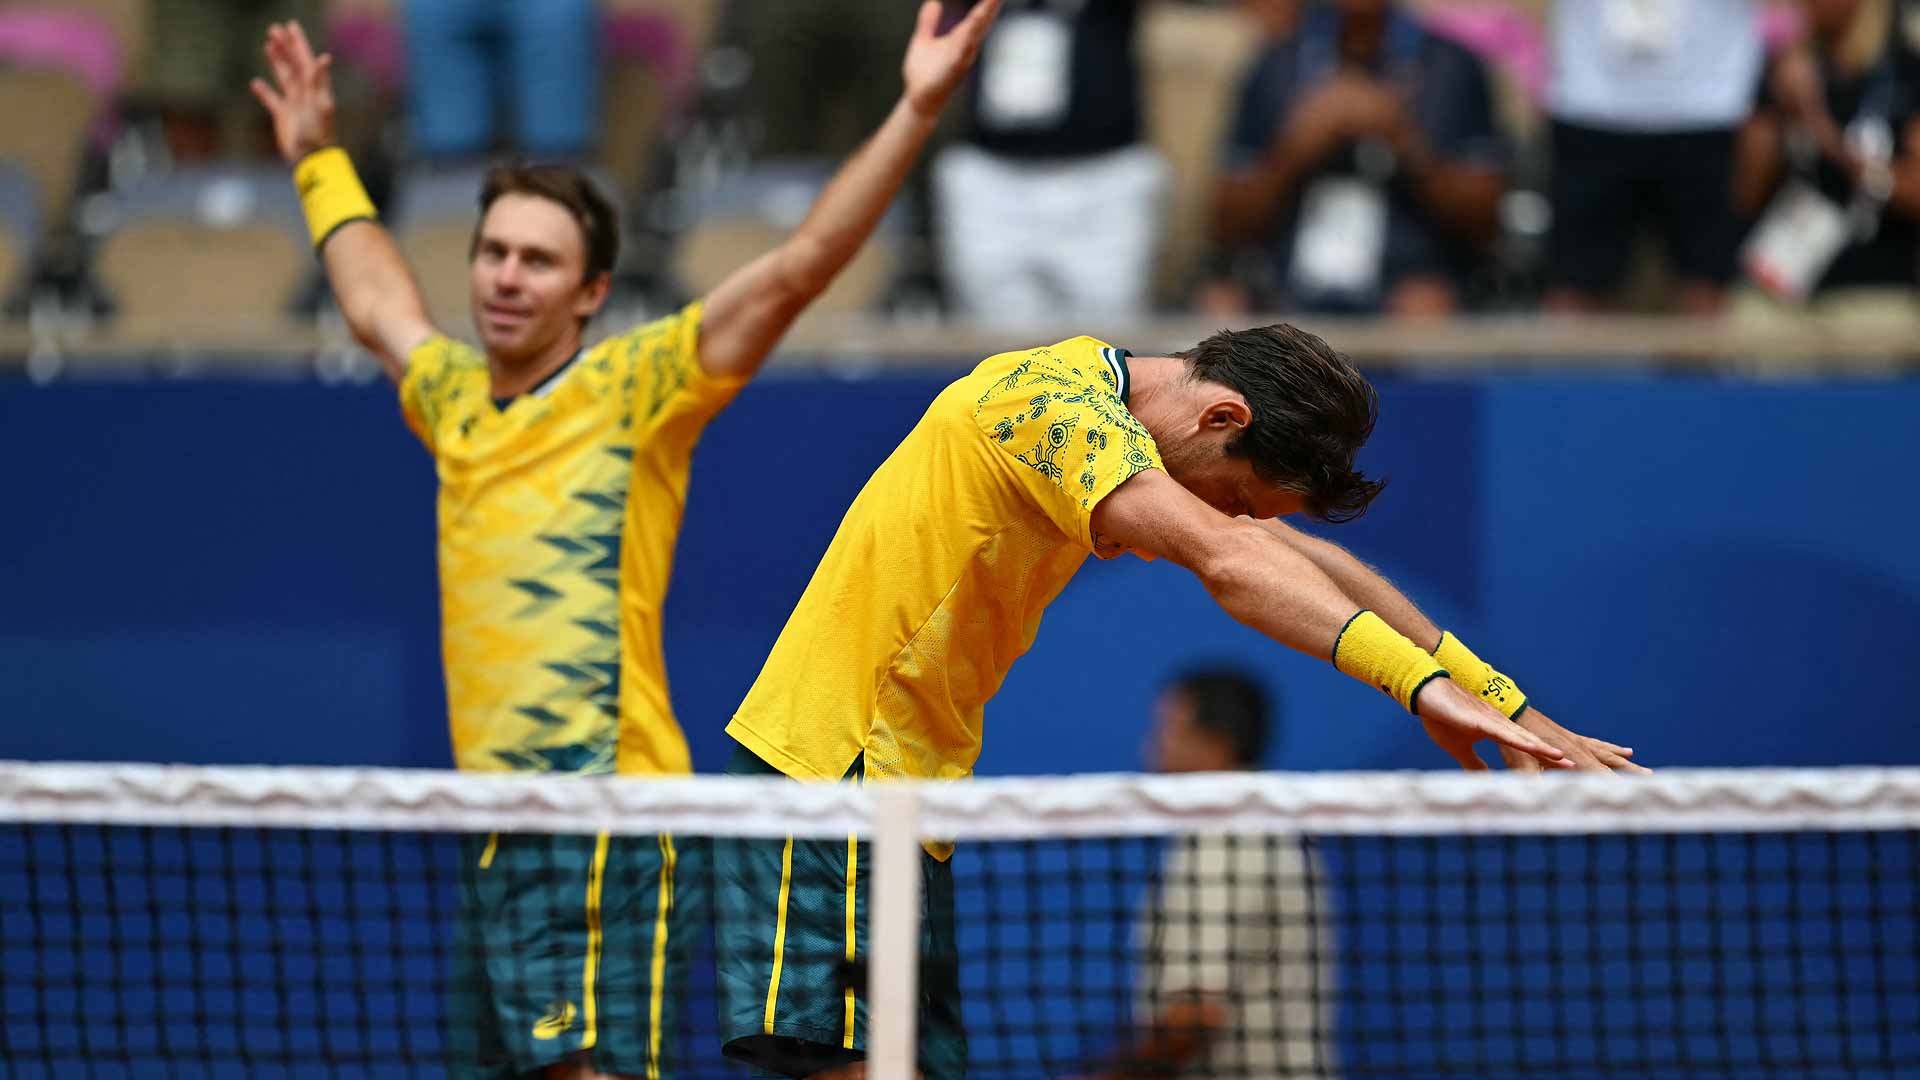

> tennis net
[2,762,1917,1078]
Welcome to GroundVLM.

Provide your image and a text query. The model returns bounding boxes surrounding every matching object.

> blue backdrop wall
[3,369,1917,774]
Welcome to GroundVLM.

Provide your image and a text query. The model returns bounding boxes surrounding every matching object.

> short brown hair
[1176,324,1386,523]
[471,163,619,284]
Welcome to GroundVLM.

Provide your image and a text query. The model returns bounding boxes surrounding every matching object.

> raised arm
[1090,470,1569,771]
[251,21,436,380]
[696,0,999,379]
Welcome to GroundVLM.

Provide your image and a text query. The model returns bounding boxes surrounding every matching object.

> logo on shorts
[531,1001,577,1040]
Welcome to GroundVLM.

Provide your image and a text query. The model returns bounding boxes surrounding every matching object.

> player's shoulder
[965,336,1133,415]
[593,300,703,362]
[409,334,486,373]
[402,334,487,402]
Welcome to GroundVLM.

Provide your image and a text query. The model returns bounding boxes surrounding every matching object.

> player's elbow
[1192,522,1274,622]
[770,236,835,307]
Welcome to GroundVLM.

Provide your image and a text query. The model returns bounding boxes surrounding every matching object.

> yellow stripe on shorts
[582,831,610,1049]
[844,834,858,1048]
[763,837,796,1034]
[647,833,677,1079]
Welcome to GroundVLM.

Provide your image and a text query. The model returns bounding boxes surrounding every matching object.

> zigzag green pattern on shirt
[501,443,631,773]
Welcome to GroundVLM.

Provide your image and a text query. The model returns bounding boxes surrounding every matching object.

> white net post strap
[867,784,923,1080]
[4,763,1920,837]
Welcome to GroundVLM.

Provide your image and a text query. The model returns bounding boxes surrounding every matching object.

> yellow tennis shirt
[401,302,744,774]
[727,337,1162,802]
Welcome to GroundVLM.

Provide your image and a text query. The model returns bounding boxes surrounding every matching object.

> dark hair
[1168,668,1273,768]
[472,163,619,284]
[1176,324,1386,523]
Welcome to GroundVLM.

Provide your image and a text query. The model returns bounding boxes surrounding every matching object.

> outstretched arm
[251,21,436,380]
[1090,470,1570,771]
[1256,519,1645,774]
[696,0,999,379]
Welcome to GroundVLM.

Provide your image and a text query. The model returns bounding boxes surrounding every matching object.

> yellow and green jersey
[400,302,744,775]
[727,337,1162,814]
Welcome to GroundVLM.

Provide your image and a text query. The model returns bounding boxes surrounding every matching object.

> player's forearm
[319,221,433,377]
[1193,523,1364,660]
[1258,520,1440,651]
[777,96,937,300]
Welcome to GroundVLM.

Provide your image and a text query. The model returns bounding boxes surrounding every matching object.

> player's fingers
[248,77,286,116]
[1583,738,1634,758]
[1502,746,1545,774]
[1485,719,1569,766]
[265,34,299,93]
[914,0,941,39]
[1449,744,1490,772]
[289,21,317,68]
[961,0,1004,44]
[1599,752,1653,775]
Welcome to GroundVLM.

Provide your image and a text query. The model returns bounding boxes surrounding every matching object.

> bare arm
[1257,517,1441,650]
[1089,470,1566,769]
[697,0,999,379]
[251,21,435,380]
[1257,519,1644,774]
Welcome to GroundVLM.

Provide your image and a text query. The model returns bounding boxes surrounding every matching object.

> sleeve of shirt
[397,336,474,453]
[614,300,748,447]
[973,353,1163,555]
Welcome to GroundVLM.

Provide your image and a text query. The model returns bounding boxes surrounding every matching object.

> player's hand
[1415,678,1572,772]
[249,21,337,165]
[1498,707,1648,776]
[902,0,1002,120]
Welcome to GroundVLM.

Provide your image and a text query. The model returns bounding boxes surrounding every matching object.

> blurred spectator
[1087,668,1337,1079]
[1734,0,1920,328]
[1203,0,1508,319]
[143,0,321,160]
[1543,0,1764,314]
[402,0,599,162]
[933,0,1169,325]
[734,0,922,159]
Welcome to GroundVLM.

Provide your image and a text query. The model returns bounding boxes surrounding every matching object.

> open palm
[902,0,1002,118]
[248,21,337,164]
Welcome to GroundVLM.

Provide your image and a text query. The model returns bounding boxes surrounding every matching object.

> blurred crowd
[2,0,1919,338]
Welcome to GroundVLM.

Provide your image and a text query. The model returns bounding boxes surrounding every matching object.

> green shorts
[447,830,705,1079]
[714,744,966,1079]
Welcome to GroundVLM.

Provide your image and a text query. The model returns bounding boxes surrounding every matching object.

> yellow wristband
[1433,631,1528,719]
[293,146,377,249]
[1332,610,1449,715]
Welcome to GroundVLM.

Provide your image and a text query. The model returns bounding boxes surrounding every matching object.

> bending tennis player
[717,328,1643,1079]
[249,4,999,1076]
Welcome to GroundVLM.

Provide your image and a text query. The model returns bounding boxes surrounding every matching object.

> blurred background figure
[143,0,321,161]
[732,0,921,160]
[1203,0,1508,319]
[1090,668,1339,1079]
[933,0,1168,326]
[402,0,600,162]
[1543,0,1762,314]
[1733,0,1920,334]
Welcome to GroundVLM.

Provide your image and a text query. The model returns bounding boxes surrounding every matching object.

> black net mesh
[4,820,1918,1078]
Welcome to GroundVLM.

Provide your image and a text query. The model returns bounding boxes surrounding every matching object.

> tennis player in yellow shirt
[250,3,1001,1076]
[717,329,1642,1078]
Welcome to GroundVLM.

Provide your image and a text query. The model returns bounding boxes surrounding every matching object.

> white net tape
[4,761,1919,837]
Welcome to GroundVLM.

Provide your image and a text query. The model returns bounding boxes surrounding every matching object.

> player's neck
[487,334,583,400]
[1122,355,1186,431]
